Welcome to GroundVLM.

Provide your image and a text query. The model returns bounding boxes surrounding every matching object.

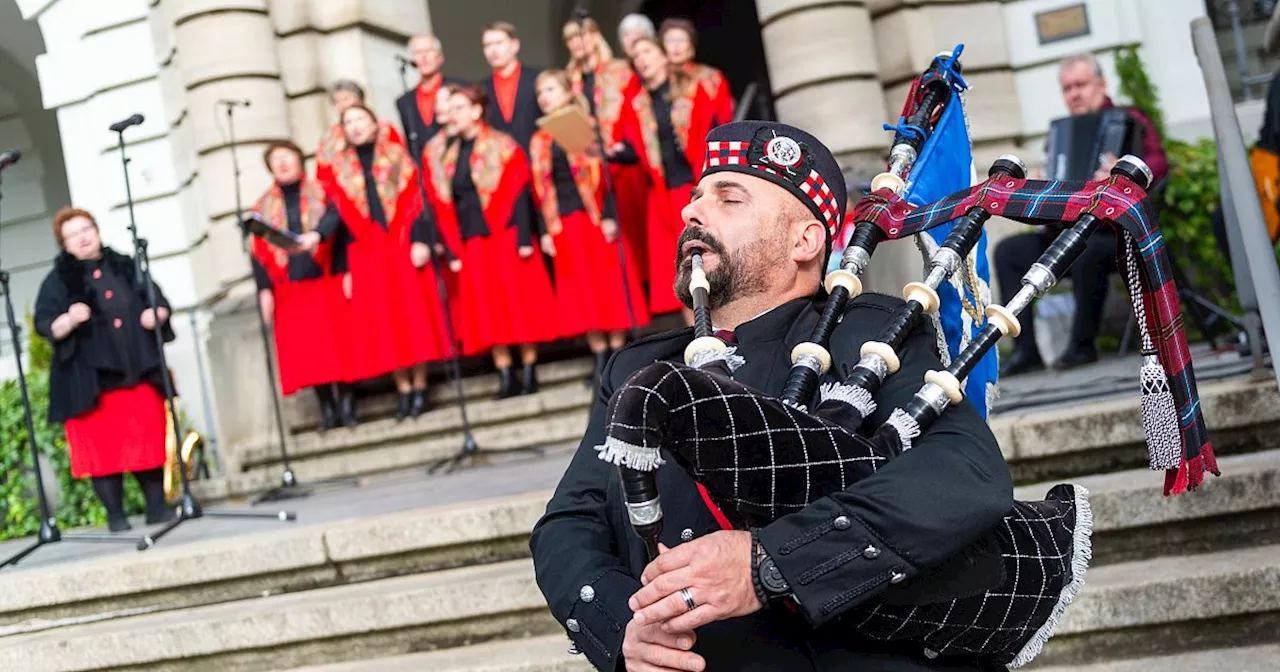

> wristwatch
[752,531,792,605]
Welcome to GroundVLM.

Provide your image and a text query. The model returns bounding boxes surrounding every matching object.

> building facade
[0,0,1260,466]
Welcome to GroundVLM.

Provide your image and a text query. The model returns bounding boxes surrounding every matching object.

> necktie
[714,329,736,344]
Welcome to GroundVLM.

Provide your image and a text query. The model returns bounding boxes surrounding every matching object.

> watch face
[762,559,788,593]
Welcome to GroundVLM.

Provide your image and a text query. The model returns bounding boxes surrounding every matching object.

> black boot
[1000,345,1045,377]
[1054,342,1099,370]
[92,474,131,532]
[587,350,608,389]
[338,385,358,427]
[315,385,340,432]
[521,362,540,395]
[494,367,517,400]
[410,388,429,417]
[395,392,413,420]
[135,467,175,525]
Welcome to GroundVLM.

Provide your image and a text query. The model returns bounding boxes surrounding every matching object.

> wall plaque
[1036,3,1091,45]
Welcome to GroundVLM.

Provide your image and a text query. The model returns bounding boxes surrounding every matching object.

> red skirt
[550,210,652,337]
[64,384,167,478]
[646,183,691,315]
[456,226,559,356]
[612,164,649,283]
[345,229,451,380]
[273,276,350,396]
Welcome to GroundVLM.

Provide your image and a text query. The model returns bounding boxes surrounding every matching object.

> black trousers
[91,467,166,522]
[994,228,1118,355]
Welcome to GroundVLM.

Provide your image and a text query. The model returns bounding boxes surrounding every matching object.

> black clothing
[649,81,694,188]
[250,181,343,291]
[551,144,617,220]
[483,63,543,151]
[995,228,1118,356]
[355,144,389,230]
[530,293,1013,671]
[582,72,596,117]
[450,137,535,248]
[395,74,468,163]
[34,248,174,424]
[1259,72,1280,154]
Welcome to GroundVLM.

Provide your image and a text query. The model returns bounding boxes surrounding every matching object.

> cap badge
[764,136,802,170]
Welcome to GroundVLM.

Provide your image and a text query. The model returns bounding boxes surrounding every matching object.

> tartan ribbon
[848,174,1219,495]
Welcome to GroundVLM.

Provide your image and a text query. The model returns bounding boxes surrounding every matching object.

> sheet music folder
[536,105,596,155]
[241,212,304,251]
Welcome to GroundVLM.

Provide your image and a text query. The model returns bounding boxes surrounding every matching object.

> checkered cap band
[703,135,844,238]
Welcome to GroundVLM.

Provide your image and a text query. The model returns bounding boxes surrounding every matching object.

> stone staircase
[0,375,1278,671]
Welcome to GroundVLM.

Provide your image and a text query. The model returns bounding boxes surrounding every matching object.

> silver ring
[680,587,696,611]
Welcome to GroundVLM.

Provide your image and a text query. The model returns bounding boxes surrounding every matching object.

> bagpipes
[596,50,1218,668]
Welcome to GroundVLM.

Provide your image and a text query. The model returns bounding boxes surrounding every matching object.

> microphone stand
[391,58,483,476]
[111,121,296,552]
[573,7,639,344]
[215,101,357,504]
[1,164,142,571]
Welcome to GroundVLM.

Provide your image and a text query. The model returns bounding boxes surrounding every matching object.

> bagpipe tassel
[818,381,877,419]
[689,345,747,373]
[1122,233,1182,474]
[885,407,922,452]
[596,436,665,472]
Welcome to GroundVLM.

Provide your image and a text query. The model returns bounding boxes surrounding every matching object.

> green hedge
[0,313,145,541]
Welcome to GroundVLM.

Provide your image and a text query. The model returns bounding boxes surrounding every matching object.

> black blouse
[649,81,693,188]
[450,137,535,248]
[356,144,389,230]
[251,181,342,291]
[551,143,617,219]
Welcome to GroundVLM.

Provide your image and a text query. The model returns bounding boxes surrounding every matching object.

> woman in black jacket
[34,207,177,532]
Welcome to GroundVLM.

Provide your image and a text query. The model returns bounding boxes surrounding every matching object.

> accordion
[1044,108,1138,181]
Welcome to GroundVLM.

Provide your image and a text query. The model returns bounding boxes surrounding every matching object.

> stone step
[281,357,597,434]
[993,377,1278,484]
[0,492,551,638]
[1034,543,1280,667]
[0,559,557,672]
[1027,643,1280,671]
[1018,448,1280,565]
[280,634,591,671]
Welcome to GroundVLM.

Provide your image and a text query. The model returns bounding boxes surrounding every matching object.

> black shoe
[135,467,172,525]
[1000,348,1045,377]
[587,350,608,389]
[339,387,358,427]
[145,507,176,525]
[318,394,340,432]
[108,515,133,533]
[494,367,517,400]
[395,392,413,420]
[1054,343,1098,370]
[410,389,429,417]
[521,363,540,395]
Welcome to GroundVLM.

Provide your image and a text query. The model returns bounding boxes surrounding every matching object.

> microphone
[0,150,19,171]
[109,114,145,133]
[218,99,251,108]
[574,4,589,22]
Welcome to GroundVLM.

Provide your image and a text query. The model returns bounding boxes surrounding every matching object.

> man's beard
[673,228,772,310]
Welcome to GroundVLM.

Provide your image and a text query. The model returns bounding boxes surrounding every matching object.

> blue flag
[900,51,999,418]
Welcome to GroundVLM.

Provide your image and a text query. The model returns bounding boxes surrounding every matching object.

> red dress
[64,384,167,478]
[250,179,350,396]
[633,78,716,315]
[572,60,650,284]
[316,124,452,380]
[530,128,651,337]
[424,126,559,356]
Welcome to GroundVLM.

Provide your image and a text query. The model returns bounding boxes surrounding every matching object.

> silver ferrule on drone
[854,353,889,385]
[914,381,953,415]
[887,144,917,178]
[625,498,663,526]
[842,245,873,276]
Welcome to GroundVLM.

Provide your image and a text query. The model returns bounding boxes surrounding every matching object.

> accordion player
[530,120,1016,672]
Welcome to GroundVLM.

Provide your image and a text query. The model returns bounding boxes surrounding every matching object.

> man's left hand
[1093,152,1119,181]
[628,530,761,633]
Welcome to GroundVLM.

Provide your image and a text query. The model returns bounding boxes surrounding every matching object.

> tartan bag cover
[849,173,1219,495]
[597,356,1089,668]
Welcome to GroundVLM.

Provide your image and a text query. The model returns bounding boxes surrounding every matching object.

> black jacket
[483,63,543,151]
[529,293,1013,671]
[396,75,469,161]
[33,248,174,423]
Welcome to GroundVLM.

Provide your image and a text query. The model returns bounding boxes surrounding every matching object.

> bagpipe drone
[596,47,1219,668]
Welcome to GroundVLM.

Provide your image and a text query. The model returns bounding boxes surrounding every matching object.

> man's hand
[140,307,169,330]
[622,617,704,672]
[1092,152,1119,181]
[411,242,431,268]
[258,289,275,327]
[629,530,761,633]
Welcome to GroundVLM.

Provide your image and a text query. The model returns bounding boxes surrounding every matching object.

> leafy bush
[0,313,145,541]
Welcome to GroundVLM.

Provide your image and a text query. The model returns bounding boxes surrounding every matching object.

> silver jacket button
[890,571,907,584]
[566,618,581,633]
[680,528,694,542]
[579,585,596,603]
[833,515,851,531]
[863,545,881,559]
